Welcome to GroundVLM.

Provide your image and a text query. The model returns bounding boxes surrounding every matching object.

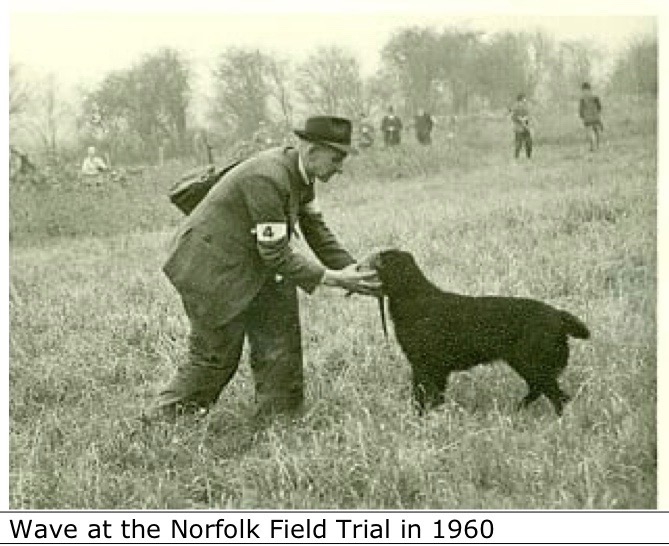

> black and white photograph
[6,0,659,511]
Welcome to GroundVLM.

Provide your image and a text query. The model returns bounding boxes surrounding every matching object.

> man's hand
[322,264,382,297]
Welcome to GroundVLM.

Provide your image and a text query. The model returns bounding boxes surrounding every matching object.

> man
[414,109,434,145]
[381,106,403,147]
[153,116,380,422]
[510,94,532,160]
[80,146,108,181]
[579,82,604,152]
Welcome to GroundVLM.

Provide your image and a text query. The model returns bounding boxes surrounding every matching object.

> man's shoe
[140,402,208,425]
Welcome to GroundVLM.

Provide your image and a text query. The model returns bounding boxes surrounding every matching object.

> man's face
[308,145,347,183]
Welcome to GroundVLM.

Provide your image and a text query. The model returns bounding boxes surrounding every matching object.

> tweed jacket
[163,146,355,325]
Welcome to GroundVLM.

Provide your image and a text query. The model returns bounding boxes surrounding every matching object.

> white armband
[255,222,287,242]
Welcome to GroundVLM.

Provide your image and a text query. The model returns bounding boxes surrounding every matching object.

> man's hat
[294,116,357,155]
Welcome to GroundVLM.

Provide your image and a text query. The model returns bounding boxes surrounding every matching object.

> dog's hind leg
[506,352,544,411]
[511,330,571,415]
[540,337,571,416]
[543,380,571,416]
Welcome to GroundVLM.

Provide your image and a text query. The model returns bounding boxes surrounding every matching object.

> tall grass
[9,106,656,509]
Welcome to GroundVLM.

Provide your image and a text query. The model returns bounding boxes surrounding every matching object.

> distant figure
[358,113,375,149]
[579,82,604,152]
[81,146,108,181]
[510,94,532,159]
[445,115,458,149]
[414,108,434,145]
[381,106,403,147]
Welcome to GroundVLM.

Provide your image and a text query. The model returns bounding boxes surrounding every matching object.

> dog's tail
[560,310,590,339]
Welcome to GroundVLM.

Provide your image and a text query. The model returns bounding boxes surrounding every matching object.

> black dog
[370,249,590,415]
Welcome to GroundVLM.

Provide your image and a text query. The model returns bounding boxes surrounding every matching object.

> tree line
[9,26,657,166]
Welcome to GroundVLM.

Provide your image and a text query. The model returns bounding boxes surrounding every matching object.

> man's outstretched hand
[322,263,382,297]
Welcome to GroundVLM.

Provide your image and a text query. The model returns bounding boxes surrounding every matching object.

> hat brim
[294,130,358,155]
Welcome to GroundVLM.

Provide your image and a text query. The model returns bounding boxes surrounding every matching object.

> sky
[8,1,658,91]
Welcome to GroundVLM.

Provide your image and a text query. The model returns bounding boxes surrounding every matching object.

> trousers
[158,278,304,417]
[514,130,532,158]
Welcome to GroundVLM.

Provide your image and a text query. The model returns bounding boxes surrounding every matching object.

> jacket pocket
[163,228,239,294]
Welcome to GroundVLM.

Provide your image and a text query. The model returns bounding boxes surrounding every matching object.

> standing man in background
[414,108,434,145]
[152,116,380,423]
[510,94,533,160]
[579,82,604,152]
[381,106,403,147]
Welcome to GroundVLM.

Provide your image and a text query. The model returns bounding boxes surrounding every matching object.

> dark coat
[163,146,355,326]
[414,113,434,143]
[381,115,403,145]
[579,95,602,124]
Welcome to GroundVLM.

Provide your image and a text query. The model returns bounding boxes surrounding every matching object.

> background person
[414,108,434,145]
[80,146,108,182]
[381,106,403,147]
[579,82,604,152]
[152,116,380,423]
[510,94,533,160]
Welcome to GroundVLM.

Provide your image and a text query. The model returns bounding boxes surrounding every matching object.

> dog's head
[366,249,422,296]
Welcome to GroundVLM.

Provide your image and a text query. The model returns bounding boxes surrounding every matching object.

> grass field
[9,110,656,509]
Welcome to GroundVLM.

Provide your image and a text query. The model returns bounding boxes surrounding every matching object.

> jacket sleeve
[298,198,356,270]
[240,174,326,293]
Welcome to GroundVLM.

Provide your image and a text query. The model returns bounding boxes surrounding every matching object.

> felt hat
[294,116,357,155]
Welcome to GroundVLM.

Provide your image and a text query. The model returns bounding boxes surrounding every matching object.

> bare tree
[9,61,30,117]
[609,36,657,97]
[265,56,294,127]
[381,27,440,113]
[86,47,191,162]
[133,48,191,156]
[20,73,72,160]
[211,47,270,139]
[523,31,556,102]
[381,27,485,115]
[362,69,400,117]
[296,46,364,118]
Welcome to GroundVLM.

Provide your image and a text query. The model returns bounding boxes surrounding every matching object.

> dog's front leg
[412,365,448,415]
